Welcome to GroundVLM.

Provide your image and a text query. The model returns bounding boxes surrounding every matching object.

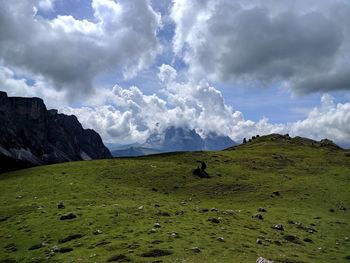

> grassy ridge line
[0,141,349,262]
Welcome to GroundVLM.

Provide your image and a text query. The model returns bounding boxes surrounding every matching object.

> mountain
[0,91,111,172]
[111,146,162,157]
[143,126,235,153]
[203,132,236,151]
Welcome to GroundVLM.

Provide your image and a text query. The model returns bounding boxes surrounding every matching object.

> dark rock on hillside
[140,249,173,257]
[59,212,77,220]
[0,91,111,172]
[107,254,131,262]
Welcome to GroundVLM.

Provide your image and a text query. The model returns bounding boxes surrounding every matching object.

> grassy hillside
[1,135,350,263]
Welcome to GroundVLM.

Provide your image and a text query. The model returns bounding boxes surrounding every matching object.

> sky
[0,0,349,147]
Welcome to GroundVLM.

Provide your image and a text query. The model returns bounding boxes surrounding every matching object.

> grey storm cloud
[0,0,161,97]
[171,0,350,93]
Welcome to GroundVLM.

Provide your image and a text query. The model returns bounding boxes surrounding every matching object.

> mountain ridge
[0,91,111,172]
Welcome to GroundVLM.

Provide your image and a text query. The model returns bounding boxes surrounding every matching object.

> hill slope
[0,137,349,262]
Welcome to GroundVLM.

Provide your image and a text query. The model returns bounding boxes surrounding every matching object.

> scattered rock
[107,254,131,262]
[273,224,284,231]
[28,243,45,250]
[303,238,313,243]
[153,223,161,228]
[4,243,17,252]
[200,208,209,213]
[252,213,264,220]
[272,191,280,197]
[59,234,83,243]
[57,202,65,209]
[257,208,267,212]
[93,229,103,235]
[338,204,347,211]
[217,237,225,242]
[157,211,171,216]
[283,235,301,244]
[208,217,221,223]
[151,188,158,192]
[60,212,77,220]
[140,249,173,257]
[256,257,274,263]
[256,239,263,245]
[190,247,201,253]
[211,208,219,212]
[151,240,164,244]
[51,246,73,254]
[58,247,73,253]
[170,232,179,238]
[138,206,144,210]
[149,228,157,234]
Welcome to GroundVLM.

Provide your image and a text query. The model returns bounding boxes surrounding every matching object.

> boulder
[60,212,77,220]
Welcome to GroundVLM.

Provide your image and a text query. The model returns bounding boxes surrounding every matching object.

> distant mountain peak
[143,126,235,153]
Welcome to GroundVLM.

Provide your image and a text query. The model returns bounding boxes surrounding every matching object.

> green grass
[1,139,350,262]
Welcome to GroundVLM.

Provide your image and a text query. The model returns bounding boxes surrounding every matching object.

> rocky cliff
[0,91,111,172]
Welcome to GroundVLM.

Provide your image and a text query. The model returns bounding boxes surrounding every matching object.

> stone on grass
[252,213,264,220]
[59,234,83,243]
[4,243,17,252]
[283,235,301,244]
[93,229,102,235]
[60,212,77,220]
[190,247,201,253]
[157,211,171,216]
[140,249,173,257]
[107,254,131,262]
[273,224,284,231]
[217,237,225,242]
[57,202,65,209]
[28,243,45,250]
[208,217,221,223]
[256,257,274,263]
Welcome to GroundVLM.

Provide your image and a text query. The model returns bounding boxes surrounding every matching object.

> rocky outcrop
[0,91,111,172]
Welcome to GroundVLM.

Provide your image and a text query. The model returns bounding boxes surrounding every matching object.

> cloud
[0,66,67,109]
[1,63,348,146]
[57,65,350,147]
[171,0,350,94]
[290,94,350,145]
[0,0,161,98]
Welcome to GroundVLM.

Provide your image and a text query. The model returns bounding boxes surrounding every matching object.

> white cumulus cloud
[0,0,161,98]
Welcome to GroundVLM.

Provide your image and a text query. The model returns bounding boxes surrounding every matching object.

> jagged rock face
[0,91,111,169]
[144,126,235,152]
